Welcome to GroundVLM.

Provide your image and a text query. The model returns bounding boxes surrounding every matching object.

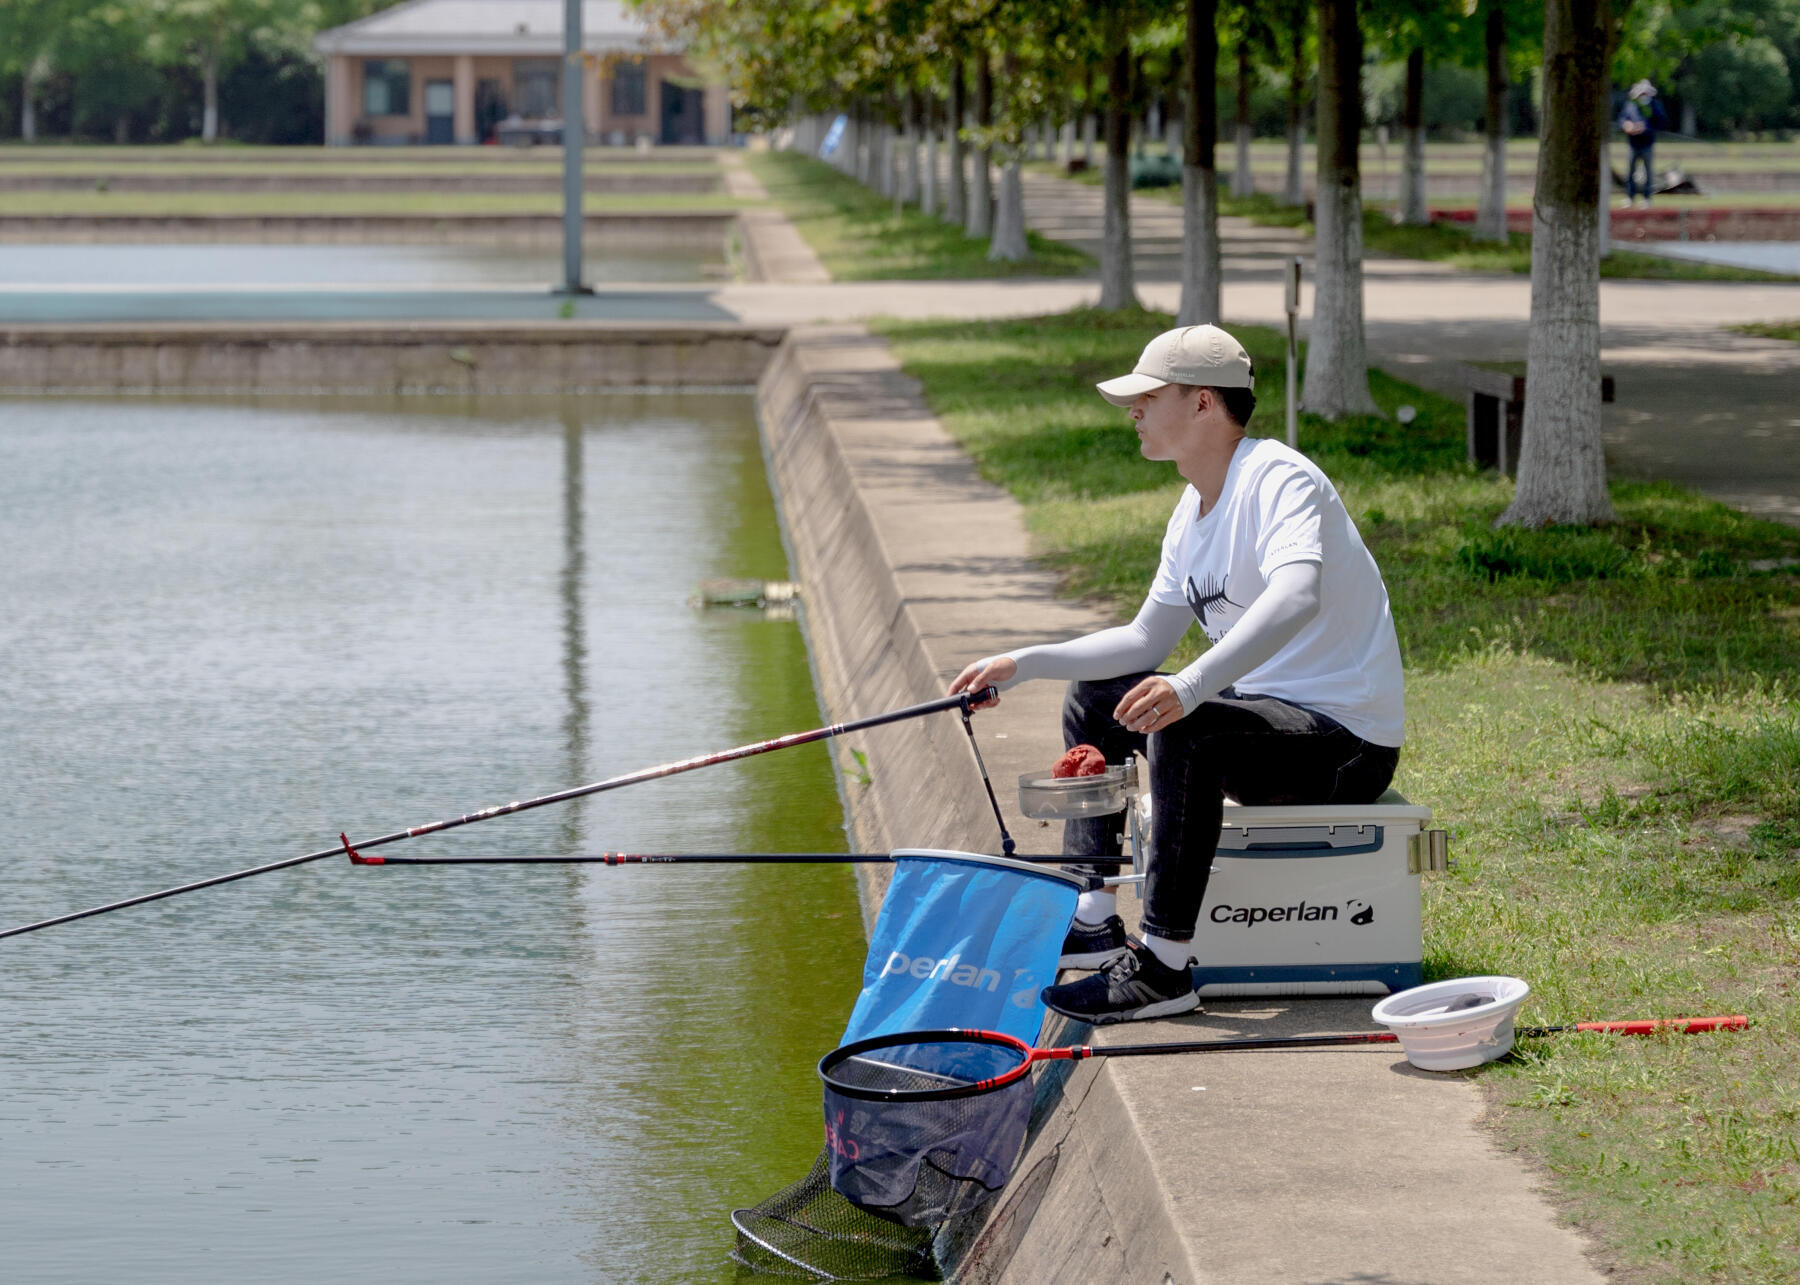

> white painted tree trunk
[203,48,219,143]
[1283,119,1304,204]
[1476,128,1508,241]
[1500,0,1616,528]
[1503,204,1615,525]
[922,121,938,216]
[20,81,36,142]
[878,124,896,197]
[966,148,992,237]
[1101,126,1137,308]
[1179,165,1222,325]
[1060,118,1074,164]
[1232,121,1253,197]
[1082,114,1095,166]
[1302,177,1379,415]
[1597,139,1612,256]
[1301,0,1377,418]
[989,154,1028,260]
[901,121,920,206]
[1398,124,1427,224]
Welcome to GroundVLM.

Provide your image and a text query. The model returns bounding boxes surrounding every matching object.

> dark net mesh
[730,1147,938,1281]
[821,1037,1033,1227]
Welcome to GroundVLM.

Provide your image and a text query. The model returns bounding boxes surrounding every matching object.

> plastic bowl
[1016,766,1129,820]
[1370,976,1531,1072]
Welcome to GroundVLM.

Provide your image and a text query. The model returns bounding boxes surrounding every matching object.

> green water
[0,392,869,1282]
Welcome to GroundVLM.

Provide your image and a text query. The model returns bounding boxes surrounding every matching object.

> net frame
[819,1028,1044,1103]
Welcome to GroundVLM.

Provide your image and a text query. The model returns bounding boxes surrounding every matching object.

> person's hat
[1096,325,1254,407]
[1630,79,1657,99]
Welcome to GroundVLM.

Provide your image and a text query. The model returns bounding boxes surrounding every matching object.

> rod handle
[1574,1016,1748,1035]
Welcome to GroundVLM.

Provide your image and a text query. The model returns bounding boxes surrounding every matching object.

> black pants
[1060,674,1399,941]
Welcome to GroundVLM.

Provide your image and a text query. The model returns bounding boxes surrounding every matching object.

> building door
[659,82,705,145]
[424,80,454,144]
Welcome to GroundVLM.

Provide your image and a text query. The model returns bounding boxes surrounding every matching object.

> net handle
[819,1027,1410,1104]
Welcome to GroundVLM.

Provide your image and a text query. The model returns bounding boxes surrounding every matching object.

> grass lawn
[744,149,1091,280]
[1734,321,1800,342]
[0,190,754,216]
[873,306,1800,1285]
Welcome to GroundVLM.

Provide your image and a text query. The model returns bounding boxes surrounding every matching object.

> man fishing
[947,324,1405,1024]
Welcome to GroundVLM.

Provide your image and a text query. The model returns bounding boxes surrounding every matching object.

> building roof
[315,0,680,57]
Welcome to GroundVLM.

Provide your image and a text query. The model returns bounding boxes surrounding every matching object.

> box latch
[1407,829,1450,874]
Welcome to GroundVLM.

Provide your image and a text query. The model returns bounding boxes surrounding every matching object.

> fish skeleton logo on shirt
[1184,574,1240,639]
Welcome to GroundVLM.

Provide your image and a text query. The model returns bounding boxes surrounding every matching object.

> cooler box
[1188,789,1447,997]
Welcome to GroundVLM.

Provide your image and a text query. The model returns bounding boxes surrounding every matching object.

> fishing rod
[0,689,996,942]
[337,847,1137,889]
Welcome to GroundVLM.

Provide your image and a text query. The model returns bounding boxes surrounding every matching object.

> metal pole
[1285,254,1301,449]
[559,0,589,295]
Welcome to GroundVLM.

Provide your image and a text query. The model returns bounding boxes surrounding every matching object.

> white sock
[1074,890,1117,925]
[1144,933,1193,972]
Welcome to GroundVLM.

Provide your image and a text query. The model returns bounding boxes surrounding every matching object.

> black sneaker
[1059,915,1129,969]
[1041,941,1199,1025]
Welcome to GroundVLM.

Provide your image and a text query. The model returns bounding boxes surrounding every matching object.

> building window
[362,60,410,116]
[611,60,646,117]
[513,60,560,118]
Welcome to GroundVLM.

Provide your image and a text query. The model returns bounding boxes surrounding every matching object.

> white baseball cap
[1095,325,1255,407]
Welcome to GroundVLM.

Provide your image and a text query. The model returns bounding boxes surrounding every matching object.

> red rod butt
[340,832,383,865]
[1574,1016,1749,1035]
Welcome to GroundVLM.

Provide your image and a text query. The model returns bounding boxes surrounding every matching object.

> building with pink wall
[314,0,729,147]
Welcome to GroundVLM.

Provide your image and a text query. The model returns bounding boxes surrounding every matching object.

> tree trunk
[1231,42,1254,196]
[989,54,1028,261]
[855,100,872,184]
[1283,10,1306,206]
[921,95,938,216]
[966,52,994,238]
[946,63,967,225]
[21,77,37,143]
[1398,47,1428,225]
[901,90,920,207]
[203,46,220,143]
[1100,35,1139,310]
[1180,0,1222,326]
[115,112,131,144]
[878,106,897,199]
[990,157,1028,260]
[1681,100,1696,135]
[1475,4,1510,242]
[1596,74,1612,256]
[1500,0,1617,528]
[1301,0,1379,418]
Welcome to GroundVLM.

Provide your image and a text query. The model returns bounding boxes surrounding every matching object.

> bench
[1464,365,1615,475]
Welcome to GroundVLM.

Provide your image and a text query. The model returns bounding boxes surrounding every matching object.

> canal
[0,392,868,1282]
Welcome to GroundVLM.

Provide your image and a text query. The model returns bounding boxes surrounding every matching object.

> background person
[948,325,1405,1025]
[1620,80,1669,208]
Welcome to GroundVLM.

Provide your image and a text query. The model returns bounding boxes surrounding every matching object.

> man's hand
[948,656,1016,708]
[1115,675,1181,734]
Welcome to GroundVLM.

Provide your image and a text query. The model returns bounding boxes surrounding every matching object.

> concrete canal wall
[0,322,782,394]
[0,210,738,249]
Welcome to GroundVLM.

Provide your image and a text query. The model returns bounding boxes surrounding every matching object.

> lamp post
[559,0,591,296]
